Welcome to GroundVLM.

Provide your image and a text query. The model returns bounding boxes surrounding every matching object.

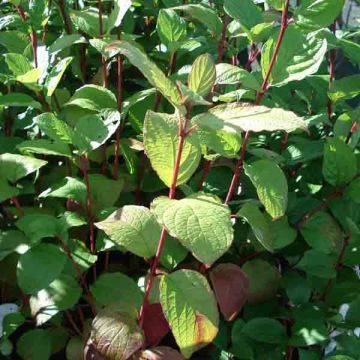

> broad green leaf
[0,31,28,53]
[242,259,280,303]
[171,4,222,37]
[105,40,182,109]
[282,272,311,305]
[242,318,287,344]
[90,306,144,360]
[160,234,188,270]
[244,160,288,219]
[261,25,327,86]
[157,9,187,53]
[30,274,82,325]
[16,214,64,245]
[159,270,219,358]
[176,82,212,107]
[17,329,51,360]
[133,347,185,359]
[40,177,86,204]
[300,212,342,254]
[224,0,263,34]
[4,53,32,76]
[16,69,42,88]
[346,178,360,204]
[17,244,67,294]
[269,215,297,250]
[188,54,216,97]
[215,63,260,90]
[237,203,273,252]
[162,193,233,266]
[0,153,47,183]
[48,34,87,54]
[322,138,357,186]
[73,112,120,154]
[95,206,161,258]
[34,113,74,144]
[70,8,107,38]
[144,111,201,187]
[90,272,143,309]
[267,0,285,10]
[65,85,117,111]
[0,230,28,261]
[17,139,72,158]
[328,75,360,102]
[0,93,41,109]
[107,0,132,32]
[197,127,242,158]
[296,250,337,278]
[345,296,360,327]
[0,179,19,203]
[68,239,97,273]
[295,0,345,29]
[192,103,308,134]
[46,57,73,97]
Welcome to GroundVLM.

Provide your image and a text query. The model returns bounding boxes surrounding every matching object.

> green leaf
[192,103,308,134]
[34,112,74,144]
[157,9,187,53]
[48,34,87,54]
[267,0,286,10]
[345,296,360,327]
[300,212,342,254]
[16,214,64,244]
[162,193,233,266]
[90,306,145,360]
[171,4,222,37]
[322,138,357,186]
[188,54,216,97]
[66,85,117,111]
[17,244,67,294]
[261,25,327,86]
[4,53,32,76]
[238,203,273,252]
[0,93,41,109]
[73,112,120,154]
[160,235,188,271]
[269,215,297,249]
[215,63,260,90]
[90,272,143,309]
[224,0,263,34]
[242,318,286,344]
[144,111,201,187]
[0,179,19,203]
[159,270,219,358]
[70,8,106,38]
[296,249,337,278]
[17,329,51,360]
[17,139,72,158]
[346,178,360,204]
[46,57,73,97]
[0,31,28,53]
[0,230,28,261]
[295,0,345,29]
[328,75,360,102]
[105,40,182,109]
[242,259,280,303]
[95,206,161,258]
[30,274,82,325]
[0,153,47,183]
[107,0,132,32]
[282,272,311,305]
[244,160,288,219]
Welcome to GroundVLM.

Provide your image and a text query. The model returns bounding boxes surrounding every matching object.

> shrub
[0,0,359,359]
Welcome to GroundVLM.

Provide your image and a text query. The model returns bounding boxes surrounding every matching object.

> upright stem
[113,30,123,179]
[11,197,24,217]
[80,156,95,254]
[225,0,290,204]
[139,110,191,327]
[217,15,229,63]
[57,0,72,34]
[327,21,337,120]
[98,0,108,88]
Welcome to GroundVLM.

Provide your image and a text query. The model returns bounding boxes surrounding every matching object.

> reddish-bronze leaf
[132,346,185,360]
[210,263,249,321]
[84,339,107,360]
[142,303,170,347]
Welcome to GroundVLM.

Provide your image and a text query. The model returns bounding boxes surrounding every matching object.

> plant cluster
[0,0,360,359]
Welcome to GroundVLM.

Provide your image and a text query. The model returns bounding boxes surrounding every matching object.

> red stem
[57,0,72,34]
[139,110,191,327]
[113,30,123,179]
[295,190,342,228]
[198,160,211,191]
[217,15,229,63]
[65,310,82,336]
[346,121,358,144]
[11,197,24,217]
[80,157,95,254]
[225,0,290,204]
[327,21,337,120]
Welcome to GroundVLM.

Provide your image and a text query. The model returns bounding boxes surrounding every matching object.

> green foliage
[0,0,359,358]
